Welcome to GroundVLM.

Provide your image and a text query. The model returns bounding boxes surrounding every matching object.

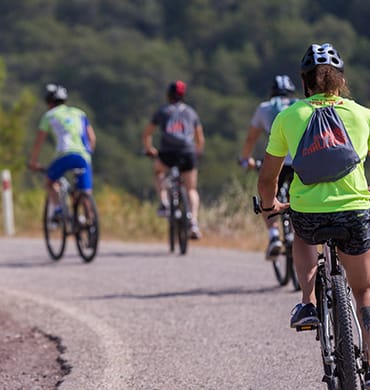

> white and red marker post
[2,169,15,236]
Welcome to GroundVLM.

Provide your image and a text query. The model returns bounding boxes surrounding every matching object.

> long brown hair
[301,64,349,97]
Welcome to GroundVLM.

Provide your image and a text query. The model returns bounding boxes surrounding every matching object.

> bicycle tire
[272,210,291,286]
[272,257,289,286]
[74,192,99,262]
[331,274,359,389]
[43,196,66,260]
[169,192,176,253]
[177,186,189,255]
[315,267,338,390]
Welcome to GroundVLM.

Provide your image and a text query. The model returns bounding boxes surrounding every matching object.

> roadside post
[2,169,15,236]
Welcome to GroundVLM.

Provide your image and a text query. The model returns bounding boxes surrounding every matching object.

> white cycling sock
[268,227,280,240]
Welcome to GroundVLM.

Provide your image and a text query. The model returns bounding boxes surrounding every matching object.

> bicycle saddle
[312,226,350,243]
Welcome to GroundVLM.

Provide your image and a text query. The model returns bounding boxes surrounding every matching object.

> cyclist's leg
[47,157,68,208]
[292,234,318,304]
[289,211,322,327]
[182,168,199,222]
[178,153,198,219]
[179,153,200,228]
[154,154,170,209]
[71,155,95,221]
[74,157,93,193]
[334,210,370,362]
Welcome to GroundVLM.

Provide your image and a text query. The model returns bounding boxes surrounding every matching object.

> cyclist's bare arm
[241,125,263,168]
[29,129,47,170]
[257,152,289,213]
[142,122,158,157]
[194,124,205,155]
[87,124,96,152]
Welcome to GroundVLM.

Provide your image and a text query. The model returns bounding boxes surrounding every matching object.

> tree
[0,59,35,184]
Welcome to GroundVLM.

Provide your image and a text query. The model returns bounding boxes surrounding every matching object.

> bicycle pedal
[296,324,317,332]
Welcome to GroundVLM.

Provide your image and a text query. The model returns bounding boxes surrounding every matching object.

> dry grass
[0,179,266,251]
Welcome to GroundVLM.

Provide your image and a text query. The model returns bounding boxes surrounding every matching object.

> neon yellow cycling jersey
[267,93,370,212]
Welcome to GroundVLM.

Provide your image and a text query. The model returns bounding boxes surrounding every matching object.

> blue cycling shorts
[47,153,93,190]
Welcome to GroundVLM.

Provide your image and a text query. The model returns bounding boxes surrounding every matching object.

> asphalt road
[0,237,326,389]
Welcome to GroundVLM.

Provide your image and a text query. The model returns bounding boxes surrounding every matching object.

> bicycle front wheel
[43,196,66,260]
[272,256,289,286]
[332,274,359,389]
[74,192,99,262]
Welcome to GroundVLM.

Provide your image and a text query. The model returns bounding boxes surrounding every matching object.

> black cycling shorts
[290,209,370,256]
[158,151,197,172]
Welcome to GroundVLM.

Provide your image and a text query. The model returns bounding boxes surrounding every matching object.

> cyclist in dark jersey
[240,75,298,259]
[142,80,205,239]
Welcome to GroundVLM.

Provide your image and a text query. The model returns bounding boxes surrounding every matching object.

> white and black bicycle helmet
[301,43,344,73]
[44,83,68,103]
[271,75,296,96]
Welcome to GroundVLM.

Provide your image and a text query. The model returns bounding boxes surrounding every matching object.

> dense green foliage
[0,0,369,200]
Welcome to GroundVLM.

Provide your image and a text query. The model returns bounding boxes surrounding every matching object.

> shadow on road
[79,285,281,301]
[0,254,85,268]
[96,250,175,258]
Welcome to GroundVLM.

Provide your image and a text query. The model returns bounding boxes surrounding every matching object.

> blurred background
[0,0,368,244]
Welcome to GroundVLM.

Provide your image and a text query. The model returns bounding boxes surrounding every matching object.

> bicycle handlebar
[253,195,290,219]
[238,157,262,170]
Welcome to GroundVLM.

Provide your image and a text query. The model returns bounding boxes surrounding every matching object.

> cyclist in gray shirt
[240,75,298,259]
[143,81,205,239]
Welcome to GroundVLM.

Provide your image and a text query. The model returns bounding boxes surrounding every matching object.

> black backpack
[292,102,360,185]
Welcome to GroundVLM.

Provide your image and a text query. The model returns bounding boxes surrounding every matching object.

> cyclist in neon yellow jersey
[29,84,96,217]
[257,43,370,385]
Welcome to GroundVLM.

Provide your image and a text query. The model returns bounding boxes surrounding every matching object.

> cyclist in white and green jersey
[29,84,96,216]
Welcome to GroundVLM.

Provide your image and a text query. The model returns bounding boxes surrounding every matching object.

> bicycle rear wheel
[74,192,99,262]
[43,196,66,260]
[332,274,359,389]
[177,186,189,255]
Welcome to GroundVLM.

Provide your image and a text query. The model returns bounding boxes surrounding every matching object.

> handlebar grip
[252,196,262,214]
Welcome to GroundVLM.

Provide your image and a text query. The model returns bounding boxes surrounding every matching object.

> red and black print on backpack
[292,102,360,185]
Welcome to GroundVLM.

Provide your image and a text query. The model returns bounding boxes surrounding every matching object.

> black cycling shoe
[290,303,319,328]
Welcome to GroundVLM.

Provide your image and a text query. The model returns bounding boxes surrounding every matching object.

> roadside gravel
[0,308,68,390]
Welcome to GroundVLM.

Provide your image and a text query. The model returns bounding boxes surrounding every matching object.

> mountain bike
[165,166,192,255]
[248,160,299,290]
[254,198,367,388]
[296,225,367,389]
[40,169,99,262]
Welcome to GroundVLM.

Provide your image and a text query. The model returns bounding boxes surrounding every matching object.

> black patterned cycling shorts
[290,208,370,255]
